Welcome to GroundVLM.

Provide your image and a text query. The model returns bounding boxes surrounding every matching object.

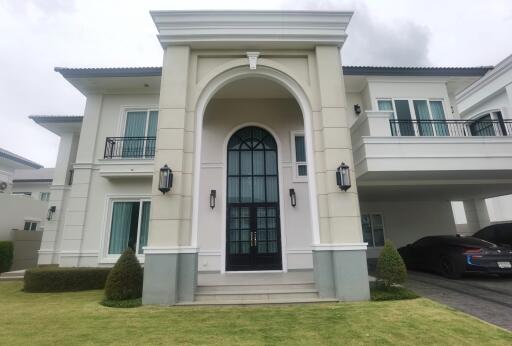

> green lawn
[0,282,510,345]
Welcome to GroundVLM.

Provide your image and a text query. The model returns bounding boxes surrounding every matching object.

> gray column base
[313,249,370,301]
[142,252,197,305]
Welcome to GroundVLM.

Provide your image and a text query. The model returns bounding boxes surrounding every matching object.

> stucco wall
[11,182,51,200]
[0,194,47,240]
[360,199,457,258]
[197,98,314,271]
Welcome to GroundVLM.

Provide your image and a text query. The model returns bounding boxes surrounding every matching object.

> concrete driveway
[405,270,512,331]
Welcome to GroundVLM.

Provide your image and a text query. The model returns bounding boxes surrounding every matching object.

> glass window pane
[240,177,252,203]
[294,135,306,162]
[138,202,150,254]
[394,100,414,136]
[298,164,307,177]
[361,215,374,247]
[373,229,385,247]
[227,177,239,203]
[253,151,264,175]
[377,100,393,112]
[228,151,239,175]
[428,101,449,136]
[266,176,278,202]
[23,222,31,231]
[253,177,265,202]
[30,222,37,231]
[240,151,252,175]
[265,151,277,175]
[413,100,434,136]
[109,202,136,254]
[123,111,147,158]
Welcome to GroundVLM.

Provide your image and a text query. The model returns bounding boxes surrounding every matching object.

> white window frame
[23,220,39,231]
[101,196,151,263]
[39,192,50,201]
[468,109,507,136]
[377,98,449,136]
[119,107,159,138]
[361,213,386,248]
[290,130,308,182]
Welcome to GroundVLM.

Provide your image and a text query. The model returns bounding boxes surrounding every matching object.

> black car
[473,223,512,248]
[398,235,512,278]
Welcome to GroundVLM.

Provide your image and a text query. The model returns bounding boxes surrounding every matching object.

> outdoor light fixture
[158,164,173,194]
[354,104,361,115]
[336,162,351,191]
[289,188,297,207]
[47,206,56,221]
[210,190,216,209]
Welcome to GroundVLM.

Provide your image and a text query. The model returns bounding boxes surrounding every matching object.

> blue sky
[0,0,511,167]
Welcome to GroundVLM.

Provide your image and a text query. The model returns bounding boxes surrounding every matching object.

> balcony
[351,111,512,201]
[104,137,156,159]
[389,119,512,137]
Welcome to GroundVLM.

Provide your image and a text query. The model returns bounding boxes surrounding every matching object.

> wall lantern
[354,104,362,115]
[210,190,216,209]
[158,164,173,194]
[47,206,56,221]
[336,163,351,191]
[289,188,297,207]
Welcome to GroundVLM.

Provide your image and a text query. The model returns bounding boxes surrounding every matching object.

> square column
[311,46,369,301]
[142,46,197,305]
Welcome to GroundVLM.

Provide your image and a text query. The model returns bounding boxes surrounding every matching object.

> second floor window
[39,192,50,201]
[470,111,508,136]
[122,110,158,158]
[378,99,447,136]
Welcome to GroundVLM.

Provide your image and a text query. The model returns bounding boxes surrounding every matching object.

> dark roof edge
[55,67,163,78]
[342,66,493,77]
[12,179,53,183]
[29,115,83,123]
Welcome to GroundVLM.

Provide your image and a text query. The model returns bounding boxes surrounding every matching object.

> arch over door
[226,126,282,271]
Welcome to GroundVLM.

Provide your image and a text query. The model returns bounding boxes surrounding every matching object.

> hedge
[0,241,14,273]
[24,267,111,292]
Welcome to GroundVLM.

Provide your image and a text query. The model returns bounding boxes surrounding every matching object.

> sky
[0,0,511,167]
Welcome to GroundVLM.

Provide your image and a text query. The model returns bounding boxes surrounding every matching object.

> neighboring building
[0,147,43,194]
[454,54,512,231]
[12,168,54,202]
[32,10,512,305]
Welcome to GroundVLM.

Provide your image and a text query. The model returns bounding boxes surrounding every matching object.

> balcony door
[122,110,158,158]
[226,126,282,271]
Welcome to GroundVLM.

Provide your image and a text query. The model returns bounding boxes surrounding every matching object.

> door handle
[251,232,257,247]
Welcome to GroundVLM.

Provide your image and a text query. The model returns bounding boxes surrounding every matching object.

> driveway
[405,270,512,331]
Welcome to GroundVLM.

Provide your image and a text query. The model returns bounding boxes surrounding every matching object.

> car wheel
[440,256,462,279]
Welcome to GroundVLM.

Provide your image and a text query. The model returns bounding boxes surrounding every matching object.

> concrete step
[177,297,338,306]
[0,270,25,281]
[196,283,316,293]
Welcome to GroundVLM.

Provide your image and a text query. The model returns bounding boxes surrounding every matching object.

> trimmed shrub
[24,267,111,292]
[101,298,142,308]
[104,248,143,301]
[376,240,407,289]
[0,241,14,273]
[371,286,419,301]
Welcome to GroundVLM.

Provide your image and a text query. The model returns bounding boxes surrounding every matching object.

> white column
[463,198,491,234]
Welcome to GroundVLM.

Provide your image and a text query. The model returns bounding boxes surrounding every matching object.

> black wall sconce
[336,162,351,191]
[158,164,173,194]
[47,206,56,221]
[354,104,361,115]
[210,190,216,209]
[289,188,296,207]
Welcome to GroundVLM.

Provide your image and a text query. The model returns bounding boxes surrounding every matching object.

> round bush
[376,240,407,289]
[0,241,14,273]
[104,248,143,301]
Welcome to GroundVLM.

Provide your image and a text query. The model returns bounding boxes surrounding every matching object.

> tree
[376,241,407,289]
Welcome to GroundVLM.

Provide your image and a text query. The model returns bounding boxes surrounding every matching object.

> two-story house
[32,10,512,305]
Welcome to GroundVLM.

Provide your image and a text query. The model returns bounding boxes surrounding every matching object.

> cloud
[280,0,432,66]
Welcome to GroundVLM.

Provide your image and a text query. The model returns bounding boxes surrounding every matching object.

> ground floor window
[361,213,385,247]
[108,200,150,255]
[23,220,39,231]
[40,192,50,201]
[291,131,307,180]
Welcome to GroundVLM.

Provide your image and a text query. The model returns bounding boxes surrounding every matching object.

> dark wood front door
[226,126,282,271]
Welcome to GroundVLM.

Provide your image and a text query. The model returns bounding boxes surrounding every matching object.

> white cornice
[312,243,368,251]
[151,10,353,49]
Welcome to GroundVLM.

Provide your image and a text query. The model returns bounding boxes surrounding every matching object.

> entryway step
[196,283,316,293]
[177,297,338,306]
[0,270,25,281]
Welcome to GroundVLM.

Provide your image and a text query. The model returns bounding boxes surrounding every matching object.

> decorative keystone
[247,52,260,70]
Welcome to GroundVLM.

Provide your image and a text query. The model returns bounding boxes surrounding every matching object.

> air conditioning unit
[0,181,7,192]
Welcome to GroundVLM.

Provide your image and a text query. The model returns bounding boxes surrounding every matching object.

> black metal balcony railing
[104,137,156,159]
[389,119,512,137]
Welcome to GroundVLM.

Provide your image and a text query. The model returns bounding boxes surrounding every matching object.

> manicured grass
[101,298,142,308]
[1,282,510,345]
[370,286,420,301]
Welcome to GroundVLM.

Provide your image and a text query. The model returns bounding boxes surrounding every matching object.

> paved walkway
[405,271,512,331]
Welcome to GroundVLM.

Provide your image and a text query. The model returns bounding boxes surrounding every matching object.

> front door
[226,126,282,271]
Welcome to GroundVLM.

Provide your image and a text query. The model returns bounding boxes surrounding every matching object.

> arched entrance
[226,126,282,271]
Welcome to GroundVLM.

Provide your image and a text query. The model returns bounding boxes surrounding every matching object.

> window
[291,132,307,180]
[23,221,38,231]
[12,192,32,197]
[469,111,507,136]
[107,200,150,255]
[122,110,158,158]
[378,99,448,136]
[361,214,385,247]
[40,192,50,201]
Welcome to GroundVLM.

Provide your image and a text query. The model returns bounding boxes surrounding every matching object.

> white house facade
[32,10,512,305]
